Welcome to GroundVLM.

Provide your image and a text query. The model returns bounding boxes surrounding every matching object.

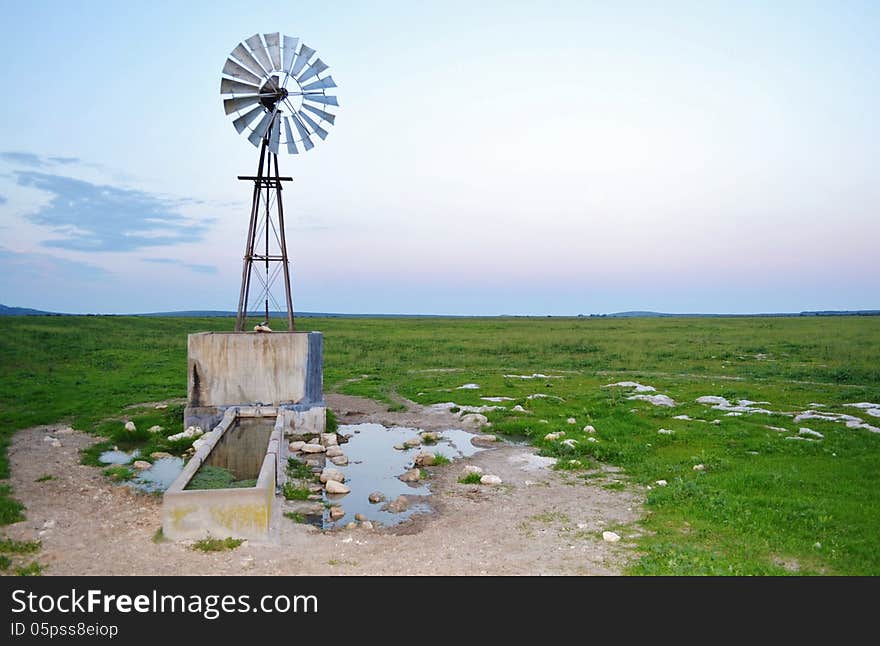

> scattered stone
[330,455,349,466]
[399,468,421,482]
[355,513,367,522]
[150,451,173,460]
[289,440,306,452]
[693,463,705,471]
[457,383,480,389]
[561,438,578,448]
[55,426,75,435]
[481,396,515,402]
[360,521,374,530]
[511,405,528,413]
[319,468,345,483]
[155,403,168,410]
[785,436,812,442]
[587,437,598,443]
[544,432,564,441]
[419,431,440,442]
[583,425,596,433]
[480,474,502,485]
[307,494,323,501]
[345,522,358,530]
[462,465,484,475]
[325,480,350,495]
[168,426,203,442]
[710,420,721,425]
[602,531,621,542]
[604,381,656,392]
[471,434,497,445]
[132,460,152,470]
[628,394,676,407]
[766,426,788,432]
[43,435,58,443]
[414,451,436,467]
[368,491,386,504]
[321,433,338,447]
[124,421,137,432]
[657,429,675,435]
[300,443,326,454]
[799,427,824,439]
[655,479,668,487]
[404,437,422,448]
[393,444,406,451]
[672,415,692,421]
[329,506,345,519]
[147,425,163,433]
[566,417,577,424]
[325,445,343,457]
[385,495,409,513]
[254,323,272,333]
[461,413,489,429]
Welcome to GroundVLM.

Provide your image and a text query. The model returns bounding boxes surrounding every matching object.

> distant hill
[2,304,878,318]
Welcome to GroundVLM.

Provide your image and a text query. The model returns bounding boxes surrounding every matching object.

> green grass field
[1,315,878,574]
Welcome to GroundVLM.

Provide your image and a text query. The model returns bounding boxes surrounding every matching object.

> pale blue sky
[0,1,877,314]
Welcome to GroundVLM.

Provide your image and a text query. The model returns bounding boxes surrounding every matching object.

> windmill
[220,32,338,331]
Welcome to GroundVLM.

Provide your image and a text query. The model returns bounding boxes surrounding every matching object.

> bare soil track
[4,394,643,575]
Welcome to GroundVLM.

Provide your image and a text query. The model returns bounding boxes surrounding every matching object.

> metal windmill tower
[220,32,338,331]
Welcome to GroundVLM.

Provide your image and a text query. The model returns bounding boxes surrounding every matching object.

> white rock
[561,438,578,448]
[43,435,57,443]
[628,394,676,407]
[785,436,812,441]
[330,455,349,466]
[587,437,598,443]
[124,421,137,432]
[710,420,721,425]
[544,432,564,441]
[321,433,338,447]
[289,440,306,452]
[393,444,406,450]
[462,465,484,475]
[456,383,480,389]
[167,426,203,442]
[50,439,62,448]
[403,437,422,448]
[480,474,502,485]
[481,396,515,402]
[399,468,421,482]
[799,428,824,439]
[693,463,705,471]
[602,531,621,542]
[147,425,163,433]
[655,479,668,487]
[583,425,596,433]
[254,323,272,333]
[329,506,345,519]
[319,469,345,483]
[325,480,350,495]
[414,451,436,466]
[461,413,489,428]
[300,443,326,454]
[150,452,173,460]
[471,434,497,445]
[325,445,343,457]
[360,521,374,530]
[673,415,691,420]
[696,396,729,406]
[55,426,75,435]
[155,403,168,409]
[566,417,577,424]
[657,429,675,435]
[368,491,386,504]
[604,381,656,392]
[512,405,528,413]
[766,426,788,432]
[132,460,151,470]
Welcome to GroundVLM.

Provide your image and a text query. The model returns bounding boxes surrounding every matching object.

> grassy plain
[1,315,878,574]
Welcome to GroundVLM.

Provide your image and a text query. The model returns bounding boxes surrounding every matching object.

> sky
[0,0,878,315]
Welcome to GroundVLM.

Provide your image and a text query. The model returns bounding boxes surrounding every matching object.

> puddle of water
[128,457,185,494]
[99,449,140,465]
[299,423,487,529]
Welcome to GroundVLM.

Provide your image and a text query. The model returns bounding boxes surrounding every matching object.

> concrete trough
[162,407,286,541]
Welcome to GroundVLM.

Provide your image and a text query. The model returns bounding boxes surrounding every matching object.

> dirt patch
[2,395,643,575]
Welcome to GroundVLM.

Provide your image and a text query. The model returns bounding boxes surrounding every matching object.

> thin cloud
[48,156,80,165]
[15,171,208,252]
[1,151,44,167]
[0,195,7,205]
[143,257,217,274]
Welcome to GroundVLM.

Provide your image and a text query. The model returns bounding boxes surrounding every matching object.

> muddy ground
[3,394,643,575]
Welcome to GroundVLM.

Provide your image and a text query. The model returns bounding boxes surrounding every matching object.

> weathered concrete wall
[188,332,310,407]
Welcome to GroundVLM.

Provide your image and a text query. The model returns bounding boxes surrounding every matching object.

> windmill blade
[224,95,260,115]
[302,93,339,107]
[232,106,264,133]
[231,43,266,77]
[245,34,274,75]
[298,58,329,83]
[301,75,336,91]
[247,129,263,148]
[264,33,282,71]
[220,78,260,95]
[290,113,315,151]
[290,44,315,78]
[268,116,281,154]
[282,35,299,75]
[251,110,275,140]
[298,110,329,140]
[223,58,262,85]
[301,102,336,125]
[283,117,299,154]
